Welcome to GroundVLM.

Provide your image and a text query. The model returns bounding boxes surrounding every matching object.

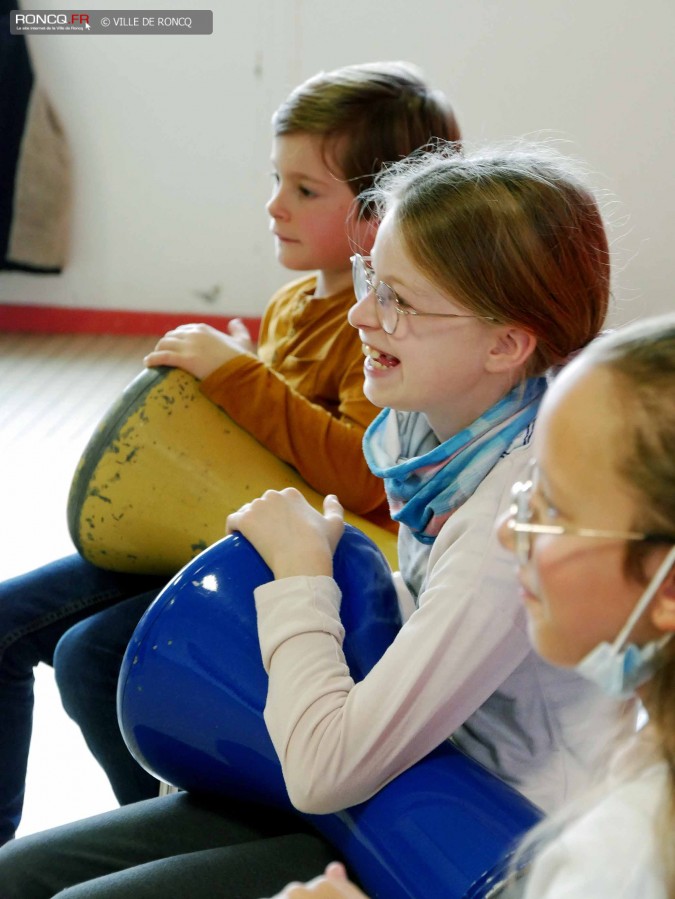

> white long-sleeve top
[254,443,634,815]
[523,760,667,898]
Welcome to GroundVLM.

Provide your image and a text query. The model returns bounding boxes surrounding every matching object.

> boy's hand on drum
[270,863,369,899]
[226,489,344,580]
[226,317,256,354]
[144,322,256,380]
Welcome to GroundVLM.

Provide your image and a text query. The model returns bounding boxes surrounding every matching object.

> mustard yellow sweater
[200,275,393,531]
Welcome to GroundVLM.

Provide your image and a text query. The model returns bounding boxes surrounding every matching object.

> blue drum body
[118,525,541,899]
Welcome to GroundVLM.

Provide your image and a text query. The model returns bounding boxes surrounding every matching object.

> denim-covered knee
[54,622,96,708]
[54,592,157,719]
[54,616,120,719]
[54,622,96,717]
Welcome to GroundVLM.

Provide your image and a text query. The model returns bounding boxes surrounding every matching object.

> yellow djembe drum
[67,366,397,575]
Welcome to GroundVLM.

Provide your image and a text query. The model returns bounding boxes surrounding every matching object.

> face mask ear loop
[611,544,675,653]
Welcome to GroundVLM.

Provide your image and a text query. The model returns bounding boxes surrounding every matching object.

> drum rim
[66,365,174,553]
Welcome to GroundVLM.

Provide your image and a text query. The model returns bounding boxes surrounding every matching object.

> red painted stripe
[0,304,261,341]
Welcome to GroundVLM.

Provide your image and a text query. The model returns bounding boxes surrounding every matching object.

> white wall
[2,0,673,325]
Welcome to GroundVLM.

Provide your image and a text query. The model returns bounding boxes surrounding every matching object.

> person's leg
[0,555,166,845]
[54,593,162,805]
[0,792,336,899]
[53,835,335,899]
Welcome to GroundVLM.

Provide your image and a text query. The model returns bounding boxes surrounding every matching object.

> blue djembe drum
[118,525,541,899]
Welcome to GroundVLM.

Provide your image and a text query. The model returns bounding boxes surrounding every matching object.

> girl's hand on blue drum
[143,322,256,380]
[226,489,344,580]
[270,862,369,899]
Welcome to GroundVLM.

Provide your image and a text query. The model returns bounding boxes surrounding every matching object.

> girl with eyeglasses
[495,314,675,899]
[269,315,675,899]
[0,143,634,898]
[225,142,629,817]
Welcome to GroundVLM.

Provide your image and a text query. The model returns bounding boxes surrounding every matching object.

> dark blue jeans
[0,554,169,845]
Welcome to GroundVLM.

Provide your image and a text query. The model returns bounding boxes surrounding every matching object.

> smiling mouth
[363,344,399,370]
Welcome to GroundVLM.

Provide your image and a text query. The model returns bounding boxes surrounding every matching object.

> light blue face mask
[575,545,675,699]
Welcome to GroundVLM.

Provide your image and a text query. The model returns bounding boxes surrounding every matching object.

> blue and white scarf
[363,377,547,544]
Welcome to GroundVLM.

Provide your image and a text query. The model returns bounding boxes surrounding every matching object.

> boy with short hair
[144,61,461,525]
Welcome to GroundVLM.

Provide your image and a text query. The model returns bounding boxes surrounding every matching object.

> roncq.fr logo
[14,13,91,26]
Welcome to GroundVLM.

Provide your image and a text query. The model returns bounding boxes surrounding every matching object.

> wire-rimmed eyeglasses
[351,253,487,336]
[506,477,674,566]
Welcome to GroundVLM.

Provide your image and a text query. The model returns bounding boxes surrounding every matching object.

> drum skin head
[118,525,541,899]
[67,366,398,574]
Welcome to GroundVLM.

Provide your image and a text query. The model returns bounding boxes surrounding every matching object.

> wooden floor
[0,332,157,837]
